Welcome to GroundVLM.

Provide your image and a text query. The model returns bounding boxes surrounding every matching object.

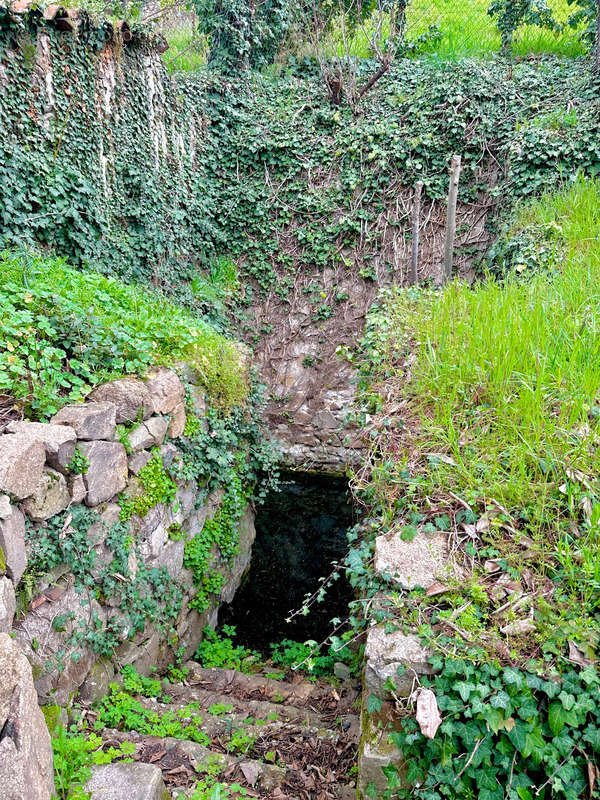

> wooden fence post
[442,155,461,284]
[410,180,423,286]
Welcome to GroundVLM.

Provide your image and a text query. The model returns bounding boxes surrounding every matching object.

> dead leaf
[568,640,594,668]
[501,619,536,635]
[500,716,515,732]
[239,761,261,786]
[414,688,442,740]
[426,581,449,597]
[588,761,599,796]
[476,515,491,533]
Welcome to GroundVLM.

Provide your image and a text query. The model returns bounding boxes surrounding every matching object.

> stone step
[162,681,359,735]
[100,729,286,793]
[136,694,359,746]
[176,662,360,716]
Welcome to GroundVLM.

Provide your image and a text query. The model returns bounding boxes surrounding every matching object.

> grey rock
[79,441,128,506]
[333,661,351,681]
[374,530,449,590]
[0,434,46,499]
[0,633,54,800]
[151,539,184,579]
[358,734,404,800]
[86,762,170,800]
[79,659,115,703]
[144,367,184,414]
[7,421,76,472]
[128,417,169,452]
[129,450,152,475]
[88,378,153,424]
[0,503,27,583]
[22,468,70,522]
[144,415,169,446]
[128,423,155,453]
[159,442,179,468]
[0,577,16,632]
[364,627,434,698]
[14,582,106,705]
[220,505,255,604]
[52,402,116,441]
[0,494,11,519]
[115,631,160,676]
[188,384,206,419]
[168,402,186,438]
[68,474,87,504]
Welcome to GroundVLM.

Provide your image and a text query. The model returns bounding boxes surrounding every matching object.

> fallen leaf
[501,619,536,635]
[568,640,594,668]
[588,761,598,795]
[239,761,261,786]
[426,581,449,597]
[414,687,442,740]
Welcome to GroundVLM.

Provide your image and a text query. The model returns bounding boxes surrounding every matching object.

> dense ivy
[1,13,599,303]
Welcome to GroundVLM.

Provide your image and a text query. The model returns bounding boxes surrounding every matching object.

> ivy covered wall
[0,9,214,290]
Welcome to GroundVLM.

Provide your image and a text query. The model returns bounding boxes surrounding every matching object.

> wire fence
[402,0,591,59]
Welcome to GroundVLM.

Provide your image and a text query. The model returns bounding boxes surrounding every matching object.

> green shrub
[194,625,260,672]
[0,250,247,417]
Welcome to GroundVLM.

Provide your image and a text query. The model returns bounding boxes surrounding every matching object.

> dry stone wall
[0,366,256,707]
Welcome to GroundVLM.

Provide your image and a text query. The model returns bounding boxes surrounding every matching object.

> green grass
[332,0,586,60]
[162,23,208,73]
[0,250,248,416]
[379,177,600,526]
[363,177,600,662]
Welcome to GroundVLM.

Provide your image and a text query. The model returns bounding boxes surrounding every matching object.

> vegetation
[51,725,135,800]
[194,625,261,671]
[351,178,600,797]
[0,250,247,417]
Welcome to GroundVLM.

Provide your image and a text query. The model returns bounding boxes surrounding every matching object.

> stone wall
[0,367,255,706]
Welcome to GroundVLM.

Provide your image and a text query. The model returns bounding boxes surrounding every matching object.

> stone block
[145,415,169,446]
[364,627,434,698]
[23,468,70,522]
[68,474,87,504]
[168,402,186,438]
[88,379,153,424]
[78,659,115,703]
[144,367,184,414]
[14,583,106,705]
[374,530,449,590]
[0,503,26,584]
[151,539,184,579]
[0,576,16,632]
[115,631,160,676]
[7,421,76,473]
[158,442,178,468]
[128,417,169,452]
[0,633,54,800]
[358,737,405,800]
[129,451,152,475]
[128,423,156,453]
[52,402,116,441]
[0,435,46,500]
[79,441,128,506]
[86,762,170,800]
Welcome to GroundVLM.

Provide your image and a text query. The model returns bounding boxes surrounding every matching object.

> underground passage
[220,472,356,653]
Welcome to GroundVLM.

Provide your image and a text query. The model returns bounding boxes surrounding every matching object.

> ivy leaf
[367,694,383,713]
[548,701,567,736]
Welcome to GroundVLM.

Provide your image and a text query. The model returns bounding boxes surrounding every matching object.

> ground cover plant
[350,177,600,797]
[0,250,247,419]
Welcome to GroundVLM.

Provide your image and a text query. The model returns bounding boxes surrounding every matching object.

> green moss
[0,545,6,575]
[41,704,63,735]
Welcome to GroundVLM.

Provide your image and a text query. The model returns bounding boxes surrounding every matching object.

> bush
[0,250,248,416]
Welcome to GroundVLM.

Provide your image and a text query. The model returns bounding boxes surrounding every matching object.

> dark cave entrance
[220,472,356,654]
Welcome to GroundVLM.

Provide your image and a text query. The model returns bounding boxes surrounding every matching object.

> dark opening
[220,472,355,653]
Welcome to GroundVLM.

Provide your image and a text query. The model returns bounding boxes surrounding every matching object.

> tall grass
[331,0,586,60]
[384,178,600,539]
